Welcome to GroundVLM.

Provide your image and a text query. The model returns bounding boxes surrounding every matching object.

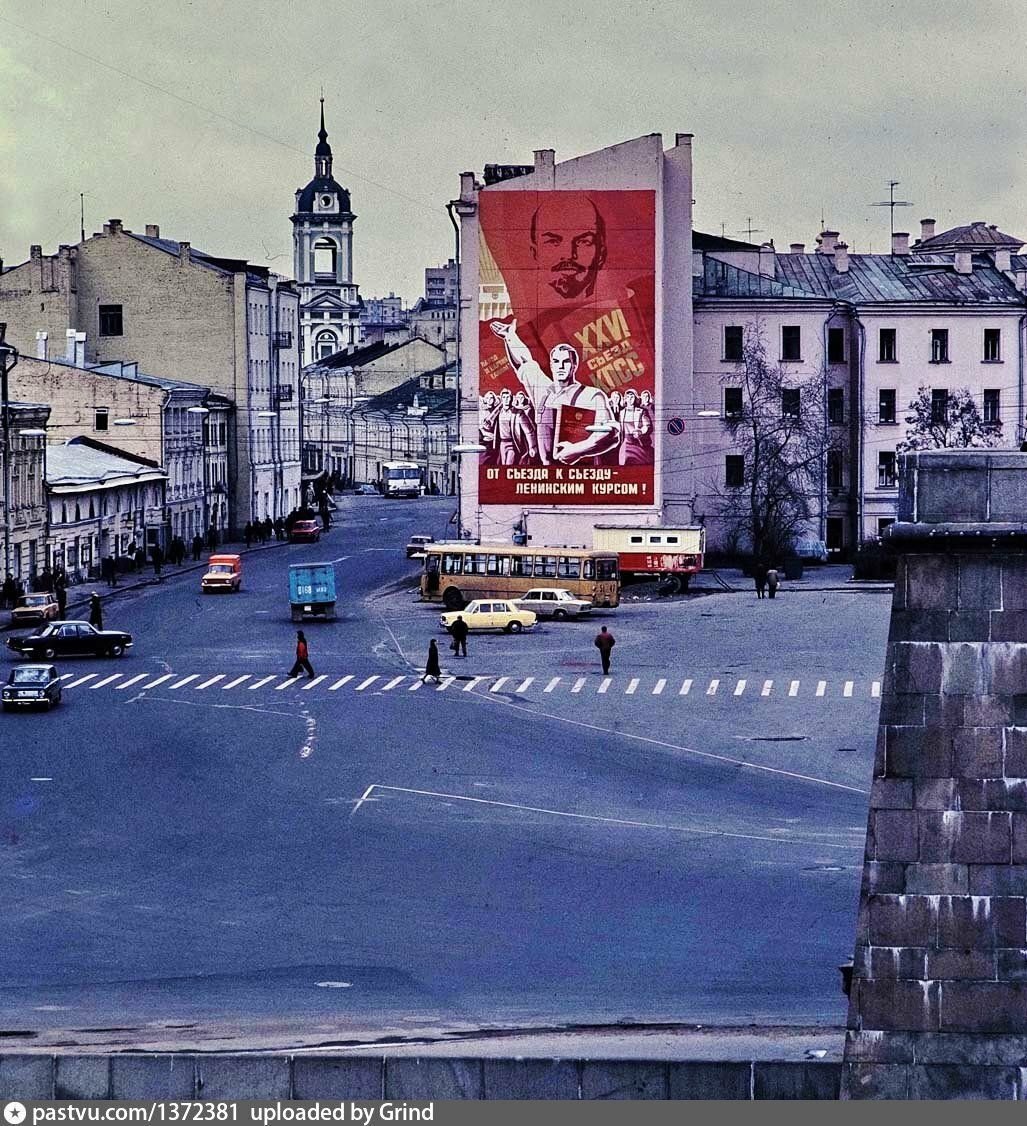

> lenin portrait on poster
[477,189,657,506]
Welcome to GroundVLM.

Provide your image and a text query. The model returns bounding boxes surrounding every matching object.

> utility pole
[0,322,20,580]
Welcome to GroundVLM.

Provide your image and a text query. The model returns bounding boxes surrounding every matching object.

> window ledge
[720,357,743,363]
[982,359,1004,364]
[928,359,951,364]
[779,357,803,363]
[877,420,899,426]
[876,358,899,364]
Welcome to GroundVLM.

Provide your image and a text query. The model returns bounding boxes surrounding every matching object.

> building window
[878,451,897,488]
[879,328,897,362]
[879,389,896,424]
[827,327,845,364]
[98,304,123,336]
[313,238,337,278]
[827,448,843,489]
[878,517,895,537]
[94,407,109,432]
[931,328,949,363]
[984,388,1001,425]
[931,388,949,424]
[725,455,745,488]
[781,325,801,361]
[828,388,844,425]
[723,325,744,362]
[315,332,338,360]
[724,387,743,418]
[782,388,800,418]
[984,328,1001,362]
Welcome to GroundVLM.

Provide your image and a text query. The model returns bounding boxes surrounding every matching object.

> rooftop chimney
[179,241,191,263]
[74,330,86,367]
[954,249,973,275]
[533,148,556,188]
[995,248,1012,272]
[758,242,775,278]
[834,241,850,273]
[816,230,839,256]
[30,244,42,260]
[35,331,48,360]
[790,243,805,254]
[106,219,123,235]
[892,232,910,256]
[920,218,936,242]
[65,329,77,363]
[145,224,160,238]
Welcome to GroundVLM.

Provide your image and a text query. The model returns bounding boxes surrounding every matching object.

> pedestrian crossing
[52,669,884,702]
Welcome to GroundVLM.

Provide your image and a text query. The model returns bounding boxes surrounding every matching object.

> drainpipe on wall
[1019,313,1026,449]
[852,311,866,547]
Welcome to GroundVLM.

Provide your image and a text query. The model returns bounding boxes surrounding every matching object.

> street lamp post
[0,323,21,580]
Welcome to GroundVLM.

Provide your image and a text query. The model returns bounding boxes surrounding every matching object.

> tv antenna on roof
[737,217,763,242]
[870,180,913,239]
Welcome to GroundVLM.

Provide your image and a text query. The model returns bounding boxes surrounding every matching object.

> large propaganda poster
[477,189,656,505]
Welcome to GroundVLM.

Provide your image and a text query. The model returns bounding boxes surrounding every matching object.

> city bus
[382,461,422,498]
[420,543,620,609]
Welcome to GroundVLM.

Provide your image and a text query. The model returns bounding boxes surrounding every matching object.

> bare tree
[898,385,1003,451]
[714,326,834,563]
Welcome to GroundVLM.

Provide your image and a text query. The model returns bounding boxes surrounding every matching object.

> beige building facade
[2,402,50,584]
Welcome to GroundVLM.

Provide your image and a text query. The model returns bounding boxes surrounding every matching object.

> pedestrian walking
[766,566,780,599]
[134,546,146,572]
[192,533,204,562]
[207,524,218,552]
[753,561,767,599]
[151,544,164,580]
[2,572,16,610]
[594,624,615,675]
[55,583,67,618]
[88,592,103,631]
[449,615,469,658]
[244,522,253,547]
[422,638,442,684]
[101,556,115,588]
[288,630,315,679]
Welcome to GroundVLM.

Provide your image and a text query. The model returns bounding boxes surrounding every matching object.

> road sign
[667,417,685,436]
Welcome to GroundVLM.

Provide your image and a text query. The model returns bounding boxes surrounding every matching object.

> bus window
[511,555,534,577]
[535,555,558,578]
[442,552,464,575]
[487,554,510,576]
[596,557,618,580]
[557,556,581,579]
[583,558,595,579]
[465,553,488,575]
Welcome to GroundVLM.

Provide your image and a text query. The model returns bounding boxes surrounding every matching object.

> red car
[289,519,322,544]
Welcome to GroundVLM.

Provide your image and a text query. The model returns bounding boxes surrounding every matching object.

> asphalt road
[0,497,891,1051]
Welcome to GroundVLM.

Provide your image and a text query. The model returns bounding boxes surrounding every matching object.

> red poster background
[477,189,656,505]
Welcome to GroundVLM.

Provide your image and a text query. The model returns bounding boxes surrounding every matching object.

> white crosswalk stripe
[66,669,888,703]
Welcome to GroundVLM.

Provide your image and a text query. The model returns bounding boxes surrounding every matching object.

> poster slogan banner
[477,189,656,505]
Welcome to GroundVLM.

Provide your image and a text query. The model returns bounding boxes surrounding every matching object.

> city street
[0,496,891,1049]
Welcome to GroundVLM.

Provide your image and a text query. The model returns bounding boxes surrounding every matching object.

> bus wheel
[443,587,465,610]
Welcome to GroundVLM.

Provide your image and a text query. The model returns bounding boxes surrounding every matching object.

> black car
[2,664,62,711]
[6,620,133,660]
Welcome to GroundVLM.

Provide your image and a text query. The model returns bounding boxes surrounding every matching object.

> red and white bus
[593,525,706,593]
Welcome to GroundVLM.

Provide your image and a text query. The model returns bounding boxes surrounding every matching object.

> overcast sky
[2,0,1026,302]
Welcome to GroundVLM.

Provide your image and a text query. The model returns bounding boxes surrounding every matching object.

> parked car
[289,519,322,544]
[7,620,133,659]
[352,483,379,496]
[10,592,61,626]
[514,588,594,619]
[406,534,435,559]
[440,599,537,634]
[201,554,243,593]
[794,538,829,564]
[2,664,62,711]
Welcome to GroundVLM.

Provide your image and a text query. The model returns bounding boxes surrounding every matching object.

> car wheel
[442,587,465,610]
[43,647,56,660]
[553,609,568,621]
[506,620,523,634]
[107,643,124,658]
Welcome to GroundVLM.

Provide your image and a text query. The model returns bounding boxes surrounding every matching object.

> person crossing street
[288,630,315,679]
[594,625,615,675]
[449,615,469,658]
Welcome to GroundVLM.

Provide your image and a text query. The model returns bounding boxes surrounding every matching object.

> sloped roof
[40,356,218,395]
[692,231,762,251]
[308,337,444,371]
[126,233,274,285]
[774,252,1024,304]
[47,442,167,487]
[294,175,353,217]
[694,257,822,299]
[915,221,1024,252]
[354,373,455,418]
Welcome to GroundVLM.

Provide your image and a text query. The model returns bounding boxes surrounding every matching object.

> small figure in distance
[766,565,780,600]
[449,615,469,658]
[88,592,103,631]
[422,638,442,685]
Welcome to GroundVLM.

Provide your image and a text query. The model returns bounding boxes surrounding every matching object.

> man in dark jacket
[449,615,469,658]
[192,534,204,562]
[594,625,615,675]
[88,592,103,631]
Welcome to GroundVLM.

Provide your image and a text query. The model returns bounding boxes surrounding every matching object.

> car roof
[10,663,56,675]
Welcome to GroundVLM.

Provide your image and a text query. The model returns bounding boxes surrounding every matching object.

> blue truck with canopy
[289,563,337,622]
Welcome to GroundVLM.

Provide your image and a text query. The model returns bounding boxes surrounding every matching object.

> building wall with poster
[455,134,694,548]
